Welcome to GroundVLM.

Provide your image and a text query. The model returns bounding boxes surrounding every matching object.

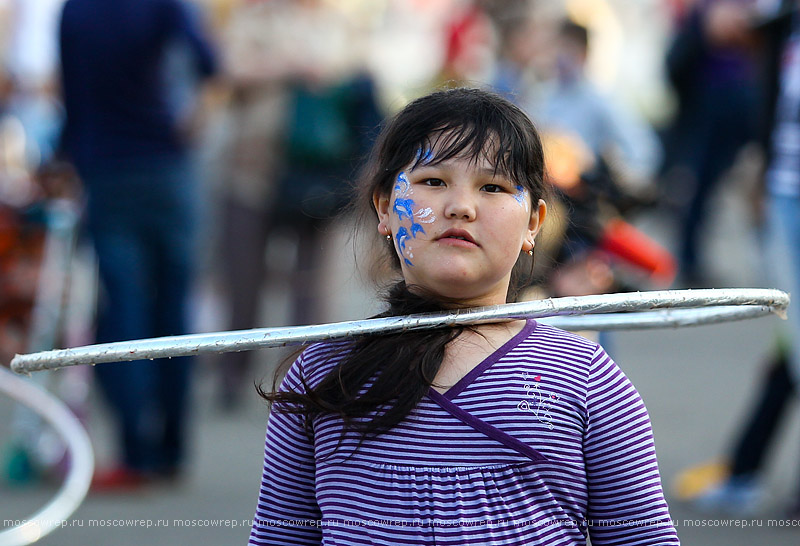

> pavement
[3,185,800,545]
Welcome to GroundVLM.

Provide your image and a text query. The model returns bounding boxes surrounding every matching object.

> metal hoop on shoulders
[10,288,790,375]
[0,368,94,546]
[0,288,790,544]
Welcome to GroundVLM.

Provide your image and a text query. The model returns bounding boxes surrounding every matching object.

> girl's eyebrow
[477,167,503,177]
[474,166,512,182]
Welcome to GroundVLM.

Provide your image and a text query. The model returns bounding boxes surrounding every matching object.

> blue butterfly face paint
[391,170,429,266]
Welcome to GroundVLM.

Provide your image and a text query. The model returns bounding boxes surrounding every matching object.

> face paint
[395,227,413,266]
[394,171,411,194]
[393,198,415,222]
[415,147,434,164]
[391,171,427,266]
[415,207,436,224]
[513,185,530,211]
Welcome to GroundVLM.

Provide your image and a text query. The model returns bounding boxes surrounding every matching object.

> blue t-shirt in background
[59,0,217,171]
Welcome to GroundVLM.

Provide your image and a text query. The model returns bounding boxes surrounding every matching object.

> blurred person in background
[528,19,663,200]
[678,0,800,517]
[489,8,552,106]
[212,0,382,409]
[661,0,760,287]
[58,0,218,489]
[521,18,669,299]
[3,0,64,168]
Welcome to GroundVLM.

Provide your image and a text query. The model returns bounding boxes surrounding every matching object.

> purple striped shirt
[249,320,680,545]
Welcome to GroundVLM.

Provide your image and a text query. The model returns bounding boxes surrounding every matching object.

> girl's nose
[443,189,476,220]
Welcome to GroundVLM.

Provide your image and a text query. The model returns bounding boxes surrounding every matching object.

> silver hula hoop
[0,368,94,546]
[10,288,789,375]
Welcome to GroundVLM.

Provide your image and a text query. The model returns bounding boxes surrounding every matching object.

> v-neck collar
[439,319,536,400]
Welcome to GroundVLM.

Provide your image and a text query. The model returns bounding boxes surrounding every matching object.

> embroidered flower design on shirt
[517,371,559,430]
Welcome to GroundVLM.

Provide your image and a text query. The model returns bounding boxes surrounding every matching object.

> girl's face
[373,150,546,306]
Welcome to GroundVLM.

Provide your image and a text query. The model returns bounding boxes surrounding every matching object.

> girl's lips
[438,237,479,249]
[437,229,478,247]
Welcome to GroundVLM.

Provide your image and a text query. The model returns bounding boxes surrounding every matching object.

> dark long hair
[260,87,547,440]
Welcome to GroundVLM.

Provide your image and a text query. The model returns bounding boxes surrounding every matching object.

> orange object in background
[542,130,595,196]
[599,217,677,287]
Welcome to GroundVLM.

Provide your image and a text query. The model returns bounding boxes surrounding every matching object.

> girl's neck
[432,319,527,394]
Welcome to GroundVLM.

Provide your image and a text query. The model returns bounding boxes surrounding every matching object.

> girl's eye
[482,184,505,193]
[422,178,446,187]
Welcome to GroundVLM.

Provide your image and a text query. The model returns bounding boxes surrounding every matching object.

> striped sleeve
[248,355,322,545]
[584,346,680,545]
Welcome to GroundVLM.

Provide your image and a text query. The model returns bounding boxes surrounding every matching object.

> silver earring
[527,249,533,256]
[386,234,392,241]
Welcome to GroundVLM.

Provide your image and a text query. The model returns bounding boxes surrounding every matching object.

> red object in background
[444,4,482,67]
[0,204,45,364]
[665,0,692,24]
[599,217,677,286]
[442,2,493,78]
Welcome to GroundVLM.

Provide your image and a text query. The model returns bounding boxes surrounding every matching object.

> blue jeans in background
[82,155,198,474]
[765,194,800,385]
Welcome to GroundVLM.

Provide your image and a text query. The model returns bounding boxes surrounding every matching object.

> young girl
[248,88,680,545]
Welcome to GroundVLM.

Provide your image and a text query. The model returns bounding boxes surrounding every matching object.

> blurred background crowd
[2,0,800,535]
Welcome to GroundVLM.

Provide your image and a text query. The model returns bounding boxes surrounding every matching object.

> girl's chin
[407,276,509,306]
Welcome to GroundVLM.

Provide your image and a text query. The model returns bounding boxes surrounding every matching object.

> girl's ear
[373,191,391,230]
[528,199,547,239]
